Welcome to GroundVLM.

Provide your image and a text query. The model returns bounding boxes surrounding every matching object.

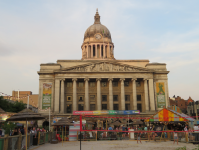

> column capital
[60,78,65,82]
[84,78,90,82]
[131,78,137,81]
[120,78,125,81]
[96,78,101,82]
[108,78,113,82]
[72,78,77,82]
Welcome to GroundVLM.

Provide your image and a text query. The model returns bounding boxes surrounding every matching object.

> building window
[79,96,84,101]
[102,104,107,110]
[137,104,142,112]
[90,82,95,87]
[90,104,95,111]
[125,104,130,110]
[102,95,107,101]
[67,96,72,101]
[113,82,118,87]
[78,104,84,111]
[66,104,72,113]
[101,82,107,87]
[66,82,72,87]
[125,95,130,101]
[114,104,119,110]
[137,95,141,101]
[113,95,118,101]
[124,81,129,87]
[79,82,84,87]
[90,95,95,101]
[136,81,141,87]
[93,46,95,56]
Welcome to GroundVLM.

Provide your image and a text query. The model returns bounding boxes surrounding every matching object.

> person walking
[137,131,142,144]
[184,125,188,142]
[173,130,178,145]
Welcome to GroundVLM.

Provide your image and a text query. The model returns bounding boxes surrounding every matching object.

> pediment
[55,62,155,73]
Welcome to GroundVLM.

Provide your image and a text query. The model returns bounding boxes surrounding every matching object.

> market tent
[144,108,195,122]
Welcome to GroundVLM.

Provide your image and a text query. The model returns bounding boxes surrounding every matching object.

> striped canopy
[145,108,194,122]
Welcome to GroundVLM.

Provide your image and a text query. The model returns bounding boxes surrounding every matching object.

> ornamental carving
[64,62,151,72]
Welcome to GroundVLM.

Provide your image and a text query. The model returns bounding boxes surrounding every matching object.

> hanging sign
[42,83,52,109]
[156,82,166,108]
[73,110,140,115]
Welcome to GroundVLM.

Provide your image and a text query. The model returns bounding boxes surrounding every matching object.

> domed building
[37,10,170,128]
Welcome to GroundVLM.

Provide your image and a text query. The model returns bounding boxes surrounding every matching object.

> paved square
[30,141,196,150]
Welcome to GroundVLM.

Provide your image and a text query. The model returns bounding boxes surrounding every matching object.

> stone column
[120,78,125,110]
[86,45,89,58]
[107,43,110,58]
[144,79,149,112]
[60,79,65,113]
[54,79,60,113]
[131,78,137,110]
[96,78,101,110]
[108,78,113,110]
[84,78,89,111]
[149,79,155,111]
[72,78,77,111]
[91,45,93,58]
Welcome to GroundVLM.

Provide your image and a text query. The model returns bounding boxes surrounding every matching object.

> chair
[56,134,62,141]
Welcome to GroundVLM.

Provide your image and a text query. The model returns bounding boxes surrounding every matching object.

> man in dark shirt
[122,125,126,138]
[20,127,25,135]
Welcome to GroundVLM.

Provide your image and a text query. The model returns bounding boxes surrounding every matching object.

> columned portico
[72,78,77,111]
[60,79,65,113]
[108,78,113,110]
[96,78,101,110]
[84,78,89,111]
[120,78,125,110]
[131,78,137,110]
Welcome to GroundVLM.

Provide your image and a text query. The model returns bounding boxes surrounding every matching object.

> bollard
[38,132,40,145]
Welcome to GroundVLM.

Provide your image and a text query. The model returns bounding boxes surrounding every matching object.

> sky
[0,0,199,100]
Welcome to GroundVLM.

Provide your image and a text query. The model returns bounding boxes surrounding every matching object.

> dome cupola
[81,9,115,60]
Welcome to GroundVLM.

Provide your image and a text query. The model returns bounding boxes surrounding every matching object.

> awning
[145,108,195,122]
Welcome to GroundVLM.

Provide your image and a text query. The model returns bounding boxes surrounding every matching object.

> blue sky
[0,0,199,100]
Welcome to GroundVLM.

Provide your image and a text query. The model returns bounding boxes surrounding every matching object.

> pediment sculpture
[62,62,152,72]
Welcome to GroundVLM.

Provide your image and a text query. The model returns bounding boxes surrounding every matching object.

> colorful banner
[156,82,166,108]
[42,83,52,109]
[73,110,140,115]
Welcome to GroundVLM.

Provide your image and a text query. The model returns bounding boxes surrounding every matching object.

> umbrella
[108,121,124,126]
[6,108,45,150]
[0,108,5,114]
[132,120,143,125]
[52,117,74,146]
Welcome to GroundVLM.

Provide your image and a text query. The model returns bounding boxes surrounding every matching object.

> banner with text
[42,83,52,109]
[156,82,166,108]
[73,110,140,115]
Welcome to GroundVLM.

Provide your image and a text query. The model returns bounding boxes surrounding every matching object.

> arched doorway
[42,121,49,128]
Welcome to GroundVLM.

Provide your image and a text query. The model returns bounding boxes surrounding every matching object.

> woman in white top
[173,129,178,145]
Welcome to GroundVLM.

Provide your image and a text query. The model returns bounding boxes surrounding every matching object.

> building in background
[37,10,170,127]
[169,95,194,114]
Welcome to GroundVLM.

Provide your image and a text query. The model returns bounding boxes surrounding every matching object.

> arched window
[101,45,103,56]
[93,45,95,56]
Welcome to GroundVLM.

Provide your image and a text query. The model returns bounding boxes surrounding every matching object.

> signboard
[42,83,52,109]
[73,110,140,115]
[156,82,166,108]
[53,117,62,123]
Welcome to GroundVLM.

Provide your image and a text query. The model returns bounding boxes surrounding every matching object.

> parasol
[0,108,6,122]
[132,120,143,125]
[6,108,45,150]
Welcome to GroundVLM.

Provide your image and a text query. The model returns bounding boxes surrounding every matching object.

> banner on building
[42,83,52,109]
[73,110,140,115]
[156,82,166,108]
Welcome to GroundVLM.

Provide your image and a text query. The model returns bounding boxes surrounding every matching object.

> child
[137,131,142,144]
[173,130,178,145]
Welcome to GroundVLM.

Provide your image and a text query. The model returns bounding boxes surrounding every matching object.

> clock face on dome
[95,34,101,40]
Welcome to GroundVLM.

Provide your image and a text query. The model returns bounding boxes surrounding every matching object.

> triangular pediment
[55,62,155,73]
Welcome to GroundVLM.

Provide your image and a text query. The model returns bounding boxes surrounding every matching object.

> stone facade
[37,10,170,123]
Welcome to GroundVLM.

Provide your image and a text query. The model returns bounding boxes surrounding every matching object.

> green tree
[1,122,17,135]
[0,96,25,113]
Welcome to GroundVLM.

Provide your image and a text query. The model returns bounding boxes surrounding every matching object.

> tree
[0,96,25,113]
[1,122,17,135]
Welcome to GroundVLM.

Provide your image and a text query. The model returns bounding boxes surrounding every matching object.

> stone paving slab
[29,140,196,150]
